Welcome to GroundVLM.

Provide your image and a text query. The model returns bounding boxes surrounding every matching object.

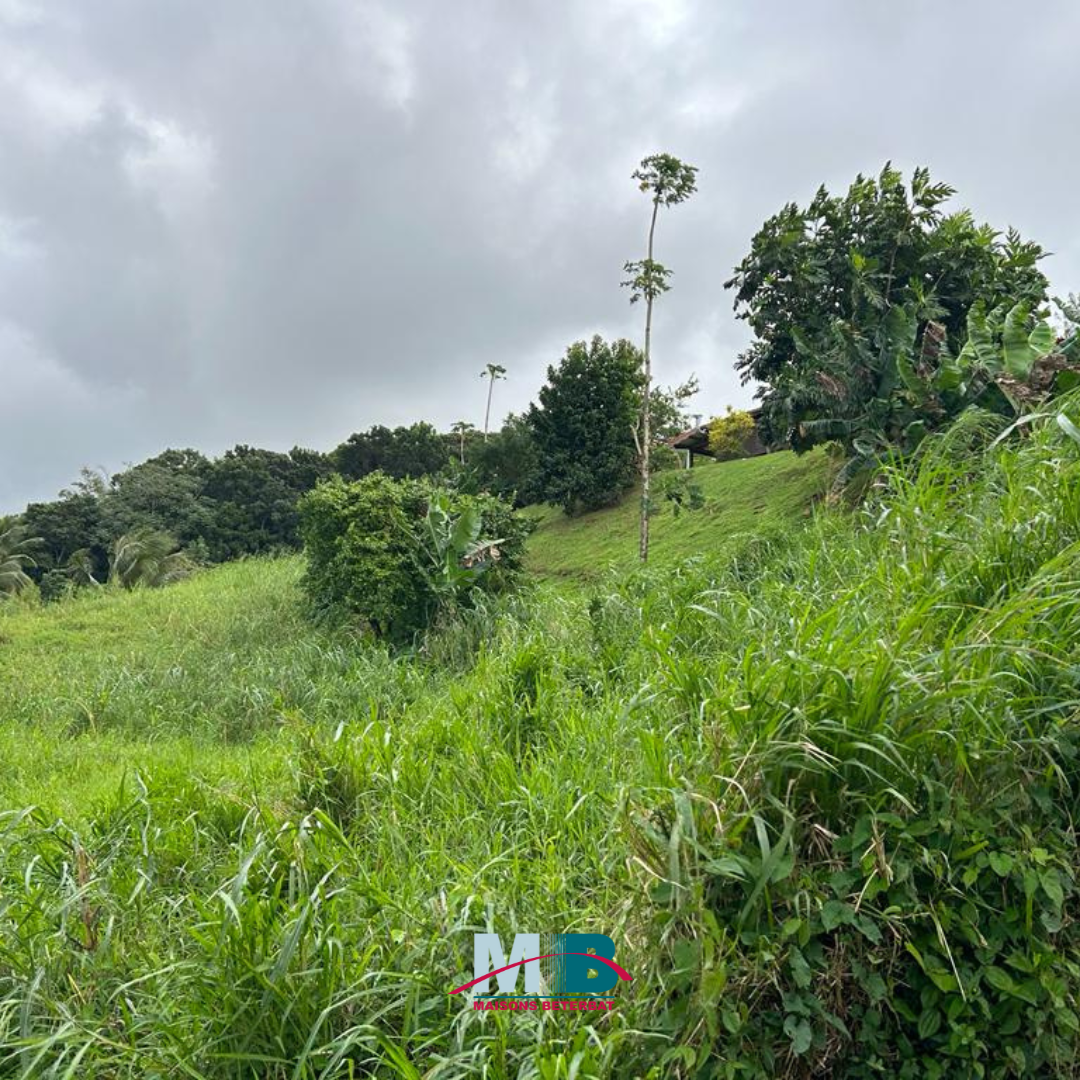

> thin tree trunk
[639,197,660,563]
[483,377,494,441]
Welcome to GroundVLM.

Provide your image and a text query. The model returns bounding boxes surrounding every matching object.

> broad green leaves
[958,300,1058,380]
[727,164,1051,453]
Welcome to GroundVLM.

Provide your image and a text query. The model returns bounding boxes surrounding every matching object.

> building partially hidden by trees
[668,408,766,466]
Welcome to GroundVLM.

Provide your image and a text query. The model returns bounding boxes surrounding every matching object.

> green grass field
[3,413,1080,1076]
[525,449,830,578]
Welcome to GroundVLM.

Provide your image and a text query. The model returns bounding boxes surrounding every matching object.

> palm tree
[480,364,507,440]
[0,518,39,597]
[451,420,475,465]
[109,528,192,589]
[67,548,102,587]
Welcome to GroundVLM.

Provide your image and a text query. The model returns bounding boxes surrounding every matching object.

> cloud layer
[3,0,1079,509]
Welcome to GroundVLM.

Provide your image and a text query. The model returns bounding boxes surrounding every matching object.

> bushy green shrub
[298,473,528,643]
[708,407,757,459]
[37,568,73,604]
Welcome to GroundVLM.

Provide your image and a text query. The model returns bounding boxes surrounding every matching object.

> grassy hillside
[2,407,1080,1076]
[525,449,830,578]
[0,558,309,818]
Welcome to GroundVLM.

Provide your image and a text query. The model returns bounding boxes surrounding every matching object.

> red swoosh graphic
[449,953,633,996]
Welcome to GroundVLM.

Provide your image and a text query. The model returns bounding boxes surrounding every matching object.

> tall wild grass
[1,399,1079,1076]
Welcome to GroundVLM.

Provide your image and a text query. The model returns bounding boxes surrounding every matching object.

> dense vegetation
[527,336,644,515]
[728,164,1062,459]
[299,474,529,642]
[3,333,699,599]
[2,398,1079,1076]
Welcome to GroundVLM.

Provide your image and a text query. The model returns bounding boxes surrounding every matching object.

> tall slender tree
[623,153,697,562]
[480,364,507,440]
[451,420,475,464]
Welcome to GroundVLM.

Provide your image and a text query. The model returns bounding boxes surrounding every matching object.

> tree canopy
[727,164,1049,451]
[332,423,449,481]
[528,336,642,515]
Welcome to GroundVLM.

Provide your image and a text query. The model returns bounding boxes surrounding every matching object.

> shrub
[37,568,73,604]
[708,407,757,459]
[298,473,528,643]
[654,470,706,517]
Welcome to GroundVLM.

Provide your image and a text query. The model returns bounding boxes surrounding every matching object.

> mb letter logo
[450,932,632,999]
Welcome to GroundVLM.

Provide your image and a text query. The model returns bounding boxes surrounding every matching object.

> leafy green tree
[648,376,700,440]
[528,336,643,515]
[103,449,213,545]
[199,446,310,561]
[480,364,507,440]
[727,164,1049,451]
[284,447,335,491]
[623,152,698,561]
[22,490,107,581]
[333,423,449,480]
[793,297,1076,493]
[19,445,330,578]
[470,413,541,506]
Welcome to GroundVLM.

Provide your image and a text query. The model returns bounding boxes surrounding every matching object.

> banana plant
[954,300,1056,379]
[415,493,503,614]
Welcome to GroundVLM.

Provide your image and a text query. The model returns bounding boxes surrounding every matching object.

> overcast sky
[2,0,1078,511]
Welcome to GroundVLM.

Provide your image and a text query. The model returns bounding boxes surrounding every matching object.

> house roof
[667,424,711,454]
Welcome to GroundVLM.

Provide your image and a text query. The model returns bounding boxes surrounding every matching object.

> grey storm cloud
[2,0,1079,511]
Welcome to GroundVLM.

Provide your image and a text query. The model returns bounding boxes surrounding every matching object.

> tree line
[1,341,696,597]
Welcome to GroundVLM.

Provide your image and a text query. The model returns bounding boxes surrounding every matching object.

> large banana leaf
[879,304,920,396]
[1001,301,1037,378]
[963,301,999,373]
[932,343,963,392]
[449,505,482,558]
[1028,320,1057,358]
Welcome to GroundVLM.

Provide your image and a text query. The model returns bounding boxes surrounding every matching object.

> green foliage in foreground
[2,400,1080,1076]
